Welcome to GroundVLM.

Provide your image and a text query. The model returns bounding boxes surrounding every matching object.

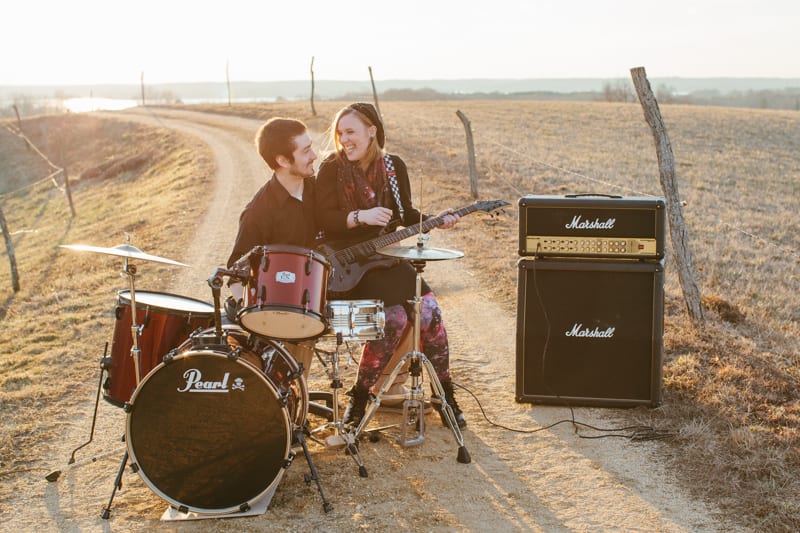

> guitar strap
[384,153,404,220]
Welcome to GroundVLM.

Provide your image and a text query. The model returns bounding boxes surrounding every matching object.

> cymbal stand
[310,333,369,478]
[353,257,471,464]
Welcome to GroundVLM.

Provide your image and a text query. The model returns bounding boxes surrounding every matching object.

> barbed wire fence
[1,121,77,292]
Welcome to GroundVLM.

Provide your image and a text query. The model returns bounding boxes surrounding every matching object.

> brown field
[1,100,798,530]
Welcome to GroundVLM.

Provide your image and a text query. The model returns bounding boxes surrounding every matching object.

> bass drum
[178,325,309,427]
[126,349,291,515]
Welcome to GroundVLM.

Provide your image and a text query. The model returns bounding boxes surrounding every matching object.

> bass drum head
[126,349,291,514]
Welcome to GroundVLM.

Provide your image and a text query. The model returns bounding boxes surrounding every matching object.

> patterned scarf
[336,155,391,212]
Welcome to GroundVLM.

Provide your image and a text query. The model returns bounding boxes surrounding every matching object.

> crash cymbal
[60,243,189,267]
[378,245,464,261]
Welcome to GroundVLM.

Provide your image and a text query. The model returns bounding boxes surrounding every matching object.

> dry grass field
[1,100,798,530]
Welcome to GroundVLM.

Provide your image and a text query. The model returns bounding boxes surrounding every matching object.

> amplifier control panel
[525,236,659,257]
[519,195,666,259]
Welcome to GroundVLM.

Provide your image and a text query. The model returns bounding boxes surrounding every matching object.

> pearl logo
[177,369,245,393]
[276,271,296,284]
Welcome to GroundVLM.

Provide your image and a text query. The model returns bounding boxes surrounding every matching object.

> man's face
[285,132,317,178]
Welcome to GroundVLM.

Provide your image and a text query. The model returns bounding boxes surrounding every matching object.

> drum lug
[129,462,139,473]
[284,450,296,469]
[302,289,310,307]
[162,349,176,364]
[123,402,133,413]
[239,502,251,513]
[227,347,241,361]
[100,356,113,370]
[305,254,313,275]
[260,251,269,273]
[260,285,267,302]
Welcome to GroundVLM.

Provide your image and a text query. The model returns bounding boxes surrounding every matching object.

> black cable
[453,381,676,442]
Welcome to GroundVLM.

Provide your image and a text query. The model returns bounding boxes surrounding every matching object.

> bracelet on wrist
[353,210,360,226]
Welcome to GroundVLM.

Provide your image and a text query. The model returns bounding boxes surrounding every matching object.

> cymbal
[378,245,464,261]
[60,243,189,267]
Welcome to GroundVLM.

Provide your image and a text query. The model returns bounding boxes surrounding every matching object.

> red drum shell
[238,245,330,340]
[103,291,214,407]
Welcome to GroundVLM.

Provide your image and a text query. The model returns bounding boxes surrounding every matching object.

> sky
[3,0,799,86]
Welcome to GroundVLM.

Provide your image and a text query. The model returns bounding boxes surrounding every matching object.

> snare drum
[177,325,308,426]
[126,349,292,515]
[237,245,330,341]
[325,299,385,341]
[103,290,215,407]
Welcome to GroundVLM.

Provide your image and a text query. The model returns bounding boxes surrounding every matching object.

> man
[226,117,320,378]
[227,118,318,268]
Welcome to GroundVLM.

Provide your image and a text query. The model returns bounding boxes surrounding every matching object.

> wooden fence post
[63,168,76,218]
[310,56,317,116]
[631,66,705,327]
[0,206,20,292]
[12,105,30,150]
[368,66,382,117]
[456,110,479,198]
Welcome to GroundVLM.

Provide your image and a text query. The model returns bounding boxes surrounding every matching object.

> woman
[315,102,466,429]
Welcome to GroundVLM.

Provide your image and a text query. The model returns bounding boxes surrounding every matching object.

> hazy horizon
[4,1,799,86]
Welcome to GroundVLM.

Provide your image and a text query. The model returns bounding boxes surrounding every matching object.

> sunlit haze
[4,0,799,85]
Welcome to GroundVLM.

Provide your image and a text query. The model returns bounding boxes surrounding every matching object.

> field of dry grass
[1,100,798,529]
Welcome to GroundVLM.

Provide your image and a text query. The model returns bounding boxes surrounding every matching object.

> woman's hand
[437,208,460,230]
[359,206,393,227]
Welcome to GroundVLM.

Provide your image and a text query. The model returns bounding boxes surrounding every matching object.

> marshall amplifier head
[519,194,666,259]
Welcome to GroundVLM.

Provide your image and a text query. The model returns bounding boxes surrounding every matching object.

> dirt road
[7,108,733,532]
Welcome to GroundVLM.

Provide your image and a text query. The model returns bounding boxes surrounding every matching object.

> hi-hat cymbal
[378,245,464,261]
[60,243,189,267]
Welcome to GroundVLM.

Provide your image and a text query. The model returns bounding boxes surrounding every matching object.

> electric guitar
[317,199,509,297]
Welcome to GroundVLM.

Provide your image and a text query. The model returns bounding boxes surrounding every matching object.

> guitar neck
[343,205,478,260]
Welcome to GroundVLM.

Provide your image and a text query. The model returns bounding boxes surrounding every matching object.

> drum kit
[48,235,471,521]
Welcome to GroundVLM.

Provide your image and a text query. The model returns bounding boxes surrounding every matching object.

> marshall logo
[565,215,616,230]
[565,323,616,338]
[177,369,244,393]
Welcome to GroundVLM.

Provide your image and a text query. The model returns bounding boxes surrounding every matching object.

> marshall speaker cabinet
[515,258,664,407]
[519,194,666,259]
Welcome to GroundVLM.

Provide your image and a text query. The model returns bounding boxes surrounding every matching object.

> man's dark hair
[255,118,308,170]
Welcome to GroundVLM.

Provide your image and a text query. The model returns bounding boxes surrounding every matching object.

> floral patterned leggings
[354,291,451,390]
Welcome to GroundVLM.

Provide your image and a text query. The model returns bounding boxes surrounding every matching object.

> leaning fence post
[0,206,20,292]
[631,66,704,327]
[310,56,317,116]
[368,66,382,118]
[12,105,30,151]
[456,110,479,198]
[63,168,76,218]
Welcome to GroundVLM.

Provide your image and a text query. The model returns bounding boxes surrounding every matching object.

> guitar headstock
[474,199,510,215]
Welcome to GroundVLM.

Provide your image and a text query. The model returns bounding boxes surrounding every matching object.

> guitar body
[315,200,509,297]
[316,242,399,297]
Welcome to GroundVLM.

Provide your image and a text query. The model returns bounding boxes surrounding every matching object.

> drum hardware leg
[207,268,225,342]
[46,343,110,482]
[100,450,129,519]
[308,337,369,478]
[293,428,333,513]
[354,258,472,463]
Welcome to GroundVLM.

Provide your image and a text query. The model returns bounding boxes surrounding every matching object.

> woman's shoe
[343,384,370,428]
[434,380,467,429]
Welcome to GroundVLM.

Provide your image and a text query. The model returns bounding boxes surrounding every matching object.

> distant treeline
[3,83,800,118]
